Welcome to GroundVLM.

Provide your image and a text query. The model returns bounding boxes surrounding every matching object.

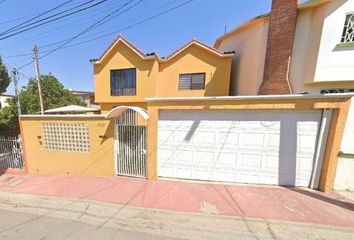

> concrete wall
[216,18,269,96]
[20,116,115,176]
[146,96,351,191]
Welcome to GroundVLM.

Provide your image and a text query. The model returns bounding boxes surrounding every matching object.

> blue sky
[0,0,271,94]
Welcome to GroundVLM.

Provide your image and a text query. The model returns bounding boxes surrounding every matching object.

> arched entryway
[106,106,149,178]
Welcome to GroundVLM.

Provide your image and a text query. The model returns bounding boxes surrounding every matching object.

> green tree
[19,74,86,114]
[0,74,86,136]
[0,57,11,94]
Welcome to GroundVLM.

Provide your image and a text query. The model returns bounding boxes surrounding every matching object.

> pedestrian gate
[114,109,147,178]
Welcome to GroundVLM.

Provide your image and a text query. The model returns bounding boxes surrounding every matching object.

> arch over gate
[105,106,149,120]
[106,106,149,178]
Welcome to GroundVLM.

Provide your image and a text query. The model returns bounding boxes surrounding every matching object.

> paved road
[0,209,179,240]
[0,191,352,240]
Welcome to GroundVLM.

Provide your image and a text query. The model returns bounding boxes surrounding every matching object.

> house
[18,0,353,192]
[0,94,13,109]
[214,0,354,190]
[90,36,233,113]
[69,90,99,109]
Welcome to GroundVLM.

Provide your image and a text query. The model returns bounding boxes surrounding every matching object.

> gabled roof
[214,0,332,48]
[90,35,155,64]
[90,35,234,64]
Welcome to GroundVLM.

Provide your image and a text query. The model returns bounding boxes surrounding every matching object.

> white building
[215,0,354,191]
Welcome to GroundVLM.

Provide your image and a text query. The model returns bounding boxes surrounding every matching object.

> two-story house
[90,36,233,113]
[215,0,354,190]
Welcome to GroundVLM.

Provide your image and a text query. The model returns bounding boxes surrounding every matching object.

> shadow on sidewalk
[285,187,354,211]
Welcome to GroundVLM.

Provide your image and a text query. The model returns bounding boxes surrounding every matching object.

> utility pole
[12,68,21,117]
[33,45,44,115]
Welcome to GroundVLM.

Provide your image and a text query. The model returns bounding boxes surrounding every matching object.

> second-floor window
[341,13,354,43]
[110,68,136,96]
[179,73,205,90]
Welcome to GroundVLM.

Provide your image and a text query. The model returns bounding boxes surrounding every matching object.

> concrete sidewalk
[0,174,353,229]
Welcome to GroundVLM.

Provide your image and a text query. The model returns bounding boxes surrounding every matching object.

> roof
[145,93,354,102]
[214,13,270,48]
[90,35,234,64]
[214,0,332,48]
[44,105,99,114]
[69,90,94,96]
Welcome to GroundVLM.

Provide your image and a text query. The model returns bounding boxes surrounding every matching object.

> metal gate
[0,136,24,169]
[114,109,147,178]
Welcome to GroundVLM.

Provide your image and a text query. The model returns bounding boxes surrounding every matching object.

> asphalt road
[0,209,180,240]
[0,192,352,240]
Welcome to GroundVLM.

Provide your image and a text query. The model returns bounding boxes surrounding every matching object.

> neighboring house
[0,94,13,109]
[90,36,233,113]
[69,90,99,109]
[215,0,354,190]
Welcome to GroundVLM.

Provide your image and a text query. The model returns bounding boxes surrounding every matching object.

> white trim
[105,105,149,120]
[20,114,106,119]
[146,93,354,102]
[159,41,233,62]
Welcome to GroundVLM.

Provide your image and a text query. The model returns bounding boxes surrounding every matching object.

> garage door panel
[158,110,322,187]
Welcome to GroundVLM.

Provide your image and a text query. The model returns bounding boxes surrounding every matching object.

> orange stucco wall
[146,97,351,192]
[20,116,115,176]
[93,41,232,110]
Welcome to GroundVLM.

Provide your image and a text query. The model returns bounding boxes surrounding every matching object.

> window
[179,73,205,90]
[110,68,136,96]
[341,14,354,43]
[43,123,90,152]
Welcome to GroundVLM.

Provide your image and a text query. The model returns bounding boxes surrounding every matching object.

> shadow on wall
[160,109,321,187]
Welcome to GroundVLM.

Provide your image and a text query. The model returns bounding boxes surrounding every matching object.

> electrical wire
[0,0,108,40]
[0,0,74,36]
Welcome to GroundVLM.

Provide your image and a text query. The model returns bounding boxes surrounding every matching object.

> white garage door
[158,110,323,187]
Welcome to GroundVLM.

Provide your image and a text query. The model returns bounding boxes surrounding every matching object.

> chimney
[258,0,299,95]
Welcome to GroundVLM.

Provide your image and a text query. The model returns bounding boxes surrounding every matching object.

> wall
[158,45,232,97]
[146,96,351,191]
[94,40,232,110]
[290,0,354,94]
[216,18,269,96]
[334,99,354,191]
[20,116,115,176]
[94,41,157,104]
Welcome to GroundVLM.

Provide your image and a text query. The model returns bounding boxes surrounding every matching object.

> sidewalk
[0,174,353,229]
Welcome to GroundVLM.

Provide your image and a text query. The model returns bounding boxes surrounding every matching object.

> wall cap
[145,93,354,102]
[20,114,107,119]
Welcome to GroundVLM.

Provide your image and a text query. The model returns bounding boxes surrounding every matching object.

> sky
[0,0,271,94]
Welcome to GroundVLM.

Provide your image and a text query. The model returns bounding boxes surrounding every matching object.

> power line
[42,0,195,52]
[18,0,143,69]
[0,0,74,36]
[9,0,193,70]
[0,0,130,50]
[0,0,108,40]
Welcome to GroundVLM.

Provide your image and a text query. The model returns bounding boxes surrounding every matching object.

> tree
[19,74,86,114]
[0,74,86,136]
[0,57,11,94]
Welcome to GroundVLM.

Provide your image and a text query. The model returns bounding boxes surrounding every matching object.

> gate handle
[141,149,146,155]
[99,135,107,139]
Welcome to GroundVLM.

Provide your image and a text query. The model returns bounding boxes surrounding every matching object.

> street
[0,191,352,240]
[0,209,178,240]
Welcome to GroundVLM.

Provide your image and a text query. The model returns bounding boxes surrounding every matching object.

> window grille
[341,14,354,43]
[42,123,90,152]
[179,73,205,90]
[110,68,136,96]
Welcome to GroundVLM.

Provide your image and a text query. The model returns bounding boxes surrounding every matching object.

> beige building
[215,0,354,191]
